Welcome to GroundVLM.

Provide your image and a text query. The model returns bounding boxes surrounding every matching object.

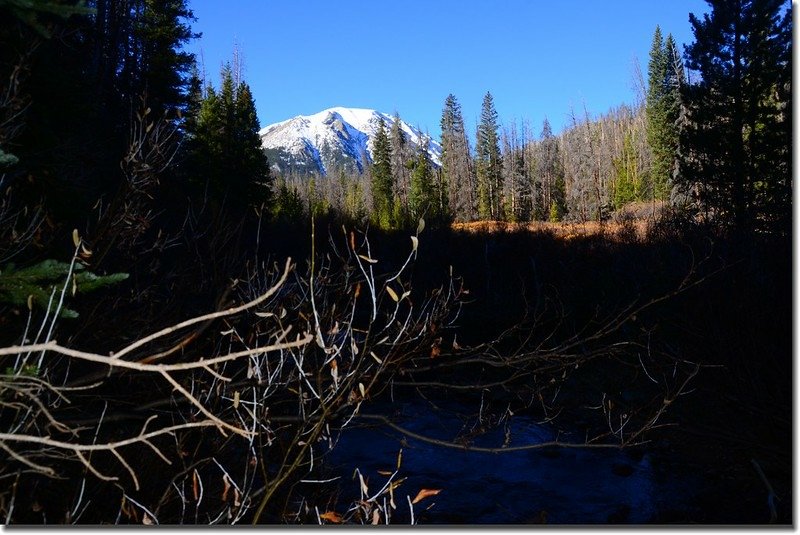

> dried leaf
[388,479,405,491]
[319,511,343,524]
[371,509,381,525]
[358,382,366,399]
[233,391,240,410]
[412,488,441,504]
[330,359,339,387]
[27,294,33,311]
[396,448,403,470]
[72,228,80,247]
[386,286,399,302]
[358,472,369,495]
[370,351,382,364]
[417,218,426,235]
[192,470,199,501]
[377,470,393,476]
[349,231,356,252]
[221,474,231,502]
[142,514,154,525]
[358,254,378,264]
[354,282,362,298]
[410,235,419,252]
[255,311,274,318]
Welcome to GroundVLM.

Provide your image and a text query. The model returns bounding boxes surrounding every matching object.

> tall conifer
[409,135,434,222]
[440,94,474,220]
[475,92,503,220]
[646,25,683,201]
[677,0,791,233]
[370,117,394,228]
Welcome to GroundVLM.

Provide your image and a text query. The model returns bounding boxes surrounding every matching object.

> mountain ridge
[259,107,442,176]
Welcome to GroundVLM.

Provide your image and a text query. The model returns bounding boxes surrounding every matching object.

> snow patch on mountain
[259,107,441,176]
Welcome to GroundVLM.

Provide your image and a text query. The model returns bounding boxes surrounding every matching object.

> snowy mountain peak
[259,107,441,176]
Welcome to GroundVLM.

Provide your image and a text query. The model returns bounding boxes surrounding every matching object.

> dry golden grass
[451,202,666,242]
[450,219,651,242]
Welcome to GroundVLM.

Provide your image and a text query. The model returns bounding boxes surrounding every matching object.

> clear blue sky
[186,1,711,138]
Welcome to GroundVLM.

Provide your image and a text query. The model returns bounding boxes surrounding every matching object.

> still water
[319,396,704,524]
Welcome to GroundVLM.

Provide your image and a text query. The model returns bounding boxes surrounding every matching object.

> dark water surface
[320,397,707,525]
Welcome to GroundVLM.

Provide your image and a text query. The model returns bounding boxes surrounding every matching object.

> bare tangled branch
[0,257,315,511]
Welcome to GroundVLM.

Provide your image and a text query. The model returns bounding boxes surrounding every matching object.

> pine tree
[409,134,434,222]
[389,113,411,218]
[233,81,272,205]
[677,0,791,233]
[130,0,199,117]
[475,92,503,220]
[646,26,683,201]
[534,118,565,220]
[440,94,474,221]
[187,63,270,208]
[500,122,528,221]
[370,117,394,228]
[612,130,641,209]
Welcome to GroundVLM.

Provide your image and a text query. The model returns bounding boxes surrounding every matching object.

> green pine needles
[646,26,684,202]
[0,259,128,319]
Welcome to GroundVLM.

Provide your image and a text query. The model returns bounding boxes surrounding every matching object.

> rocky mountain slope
[259,107,441,176]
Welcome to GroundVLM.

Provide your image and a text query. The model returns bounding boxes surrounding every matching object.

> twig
[750,458,778,523]
[353,413,622,453]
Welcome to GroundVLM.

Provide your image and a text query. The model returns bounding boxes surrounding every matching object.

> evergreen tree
[500,123,528,221]
[612,130,641,209]
[409,134,434,222]
[646,26,683,201]
[440,94,474,221]
[129,0,199,117]
[272,177,304,221]
[187,64,270,208]
[475,91,503,219]
[370,117,394,228]
[677,0,791,233]
[233,81,272,205]
[389,112,411,217]
[534,118,565,220]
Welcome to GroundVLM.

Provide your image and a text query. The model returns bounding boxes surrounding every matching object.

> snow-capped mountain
[259,107,441,176]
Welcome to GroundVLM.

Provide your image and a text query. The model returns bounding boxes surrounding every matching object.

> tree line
[0,0,792,271]
[275,3,791,236]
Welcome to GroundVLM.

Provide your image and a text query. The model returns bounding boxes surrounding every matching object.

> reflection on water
[320,397,703,524]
